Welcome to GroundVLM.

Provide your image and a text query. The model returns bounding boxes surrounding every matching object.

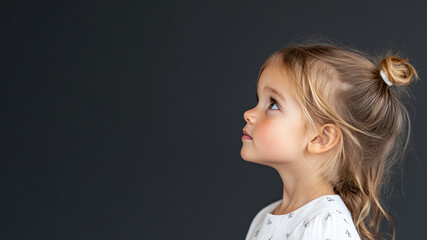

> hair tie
[380,70,393,86]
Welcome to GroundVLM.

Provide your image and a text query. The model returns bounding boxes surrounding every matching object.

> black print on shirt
[343,218,349,224]
[325,212,331,220]
[286,233,291,238]
[288,212,294,218]
[303,218,309,228]
[336,209,342,214]
[266,218,272,225]
[254,229,259,237]
[268,237,273,240]
[345,230,351,237]
[326,197,335,202]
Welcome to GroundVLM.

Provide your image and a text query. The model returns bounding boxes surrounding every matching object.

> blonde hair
[257,38,419,240]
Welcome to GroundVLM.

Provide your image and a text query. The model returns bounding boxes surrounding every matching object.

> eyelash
[256,96,280,110]
[268,97,279,110]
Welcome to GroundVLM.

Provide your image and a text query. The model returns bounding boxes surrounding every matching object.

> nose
[244,108,256,124]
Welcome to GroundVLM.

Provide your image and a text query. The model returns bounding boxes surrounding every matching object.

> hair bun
[380,56,418,86]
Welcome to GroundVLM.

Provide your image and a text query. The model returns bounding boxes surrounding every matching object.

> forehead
[257,63,293,97]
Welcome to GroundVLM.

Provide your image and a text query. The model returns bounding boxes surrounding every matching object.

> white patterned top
[245,194,361,240]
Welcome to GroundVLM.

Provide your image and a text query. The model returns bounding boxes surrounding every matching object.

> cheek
[255,117,305,159]
[255,119,287,152]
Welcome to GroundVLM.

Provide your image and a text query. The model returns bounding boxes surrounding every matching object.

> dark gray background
[2,0,426,239]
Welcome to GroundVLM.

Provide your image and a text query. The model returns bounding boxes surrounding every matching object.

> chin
[240,148,260,164]
[240,148,251,162]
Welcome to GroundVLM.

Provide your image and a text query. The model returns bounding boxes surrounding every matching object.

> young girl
[241,39,419,240]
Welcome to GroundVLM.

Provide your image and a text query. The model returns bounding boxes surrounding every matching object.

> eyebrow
[256,86,287,103]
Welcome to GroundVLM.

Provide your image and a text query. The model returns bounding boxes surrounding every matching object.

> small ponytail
[380,56,419,86]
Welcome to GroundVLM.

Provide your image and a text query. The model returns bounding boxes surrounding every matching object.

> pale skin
[241,62,342,215]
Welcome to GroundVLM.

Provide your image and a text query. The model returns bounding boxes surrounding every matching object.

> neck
[272,163,336,215]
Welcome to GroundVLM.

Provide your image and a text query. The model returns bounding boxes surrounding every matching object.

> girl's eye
[268,97,279,110]
[256,95,280,110]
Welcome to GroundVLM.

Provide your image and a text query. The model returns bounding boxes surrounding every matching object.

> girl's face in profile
[241,63,308,165]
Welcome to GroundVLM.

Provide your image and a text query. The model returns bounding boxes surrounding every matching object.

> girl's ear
[307,124,341,154]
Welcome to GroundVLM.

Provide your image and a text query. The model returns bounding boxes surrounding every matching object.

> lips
[243,129,252,138]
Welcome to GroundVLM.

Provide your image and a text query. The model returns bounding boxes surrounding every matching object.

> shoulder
[297,210,361,240]
[248,199,281,224]
[258,199,282,215]
[289,195,361,240]
[245,199,281,237]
